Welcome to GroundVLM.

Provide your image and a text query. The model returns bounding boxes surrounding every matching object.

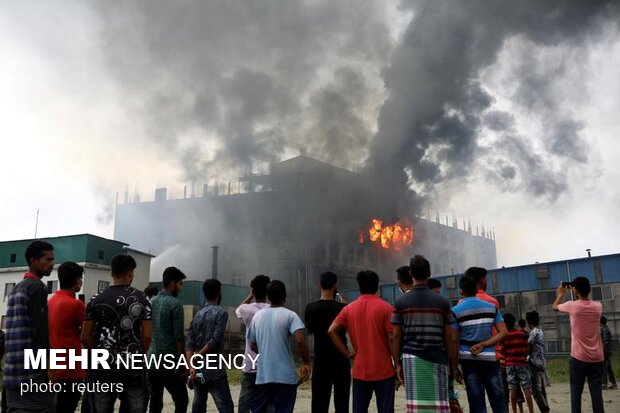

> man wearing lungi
[391,256,461,412]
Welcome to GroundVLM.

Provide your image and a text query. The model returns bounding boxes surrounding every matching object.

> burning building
[114,155,496,313]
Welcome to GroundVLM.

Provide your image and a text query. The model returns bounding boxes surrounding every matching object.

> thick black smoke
[91,0,618,208]
[90,0,390,183]
[368,0,618,202]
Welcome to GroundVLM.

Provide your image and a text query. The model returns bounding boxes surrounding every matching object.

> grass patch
[546,354,620,383]
[226,367,243,385]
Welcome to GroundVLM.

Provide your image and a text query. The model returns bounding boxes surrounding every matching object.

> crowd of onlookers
[0,240,617,413]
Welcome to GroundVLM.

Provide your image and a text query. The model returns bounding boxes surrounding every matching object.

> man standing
[147,267,188,413]
[396,266,413,295]
[145,286,159,302]
[186,279,234,413]
[391,256,459,413]
[467,266,519,409]
[600,316,617,390]
[553,277,605,412]
[305,272,350,413]
[426,277,463,413]
[525,311,550,412]
[48,261,86,413]
[329,270,396,413]
[3,240,56,412]
[235,274,270,413]
[451,275,507,413]
[82,254,152,413]
[467,266,500,311]
[247,280,311,413]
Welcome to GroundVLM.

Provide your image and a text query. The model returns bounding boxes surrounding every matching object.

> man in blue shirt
[247,280,311,413]
[451,275,507,413]
[186,279,234,413]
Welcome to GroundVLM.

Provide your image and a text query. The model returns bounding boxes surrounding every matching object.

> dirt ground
[158,381,620,412]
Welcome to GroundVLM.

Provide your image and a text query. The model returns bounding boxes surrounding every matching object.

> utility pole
[34,209,39,238]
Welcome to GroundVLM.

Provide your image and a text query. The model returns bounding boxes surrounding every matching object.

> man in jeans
[554,277,605,413]
[329,270,396,413]
[235,274,270,413]
[247,280,312,413]
[451,275,507,413]
[525,311,550,412]
[600,316,617,390]
[82,254,153,412]
[305,271,350,413]
[147,267,188,413]
[186,279,234,413]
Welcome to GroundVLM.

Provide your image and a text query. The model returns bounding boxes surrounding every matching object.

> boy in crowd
[526,311,550,412]
[503,314,534,413]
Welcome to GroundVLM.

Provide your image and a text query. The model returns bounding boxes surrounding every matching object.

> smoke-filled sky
[2,0,619,269]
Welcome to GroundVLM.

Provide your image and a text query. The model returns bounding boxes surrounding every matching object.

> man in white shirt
[235,274,271,413]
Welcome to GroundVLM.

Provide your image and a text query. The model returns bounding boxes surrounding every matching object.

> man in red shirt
[328,270,396,413]
[48,261,86,413]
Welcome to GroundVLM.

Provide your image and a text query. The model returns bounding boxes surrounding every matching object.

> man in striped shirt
[391,255,459,412]
[467,266,525,410]
[451,275,507,413]
[502,313,534,413]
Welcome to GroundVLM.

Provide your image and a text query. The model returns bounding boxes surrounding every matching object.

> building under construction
[114,156,496,313]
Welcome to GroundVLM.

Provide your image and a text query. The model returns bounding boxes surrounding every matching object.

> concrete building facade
[0,234,153,327]
[115,155,497,315]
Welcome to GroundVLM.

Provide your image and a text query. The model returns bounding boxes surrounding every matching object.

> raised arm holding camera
[553,277,605,413]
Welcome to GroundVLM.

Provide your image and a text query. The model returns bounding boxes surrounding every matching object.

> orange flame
[365,218,414,251]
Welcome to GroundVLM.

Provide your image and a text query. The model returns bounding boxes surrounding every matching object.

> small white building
[0,234,154,327]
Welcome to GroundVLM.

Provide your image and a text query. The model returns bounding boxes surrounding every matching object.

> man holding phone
[305,272,350,413]
[553,276,605,413]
